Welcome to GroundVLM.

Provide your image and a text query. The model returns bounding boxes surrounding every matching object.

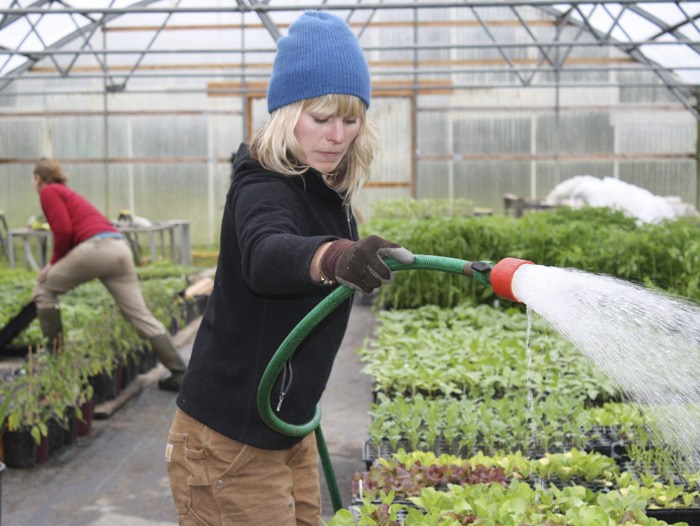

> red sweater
[39,184,119,264]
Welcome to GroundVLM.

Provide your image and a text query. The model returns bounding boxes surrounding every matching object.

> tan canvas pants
[166,409,322,526]
[33,236,166,338]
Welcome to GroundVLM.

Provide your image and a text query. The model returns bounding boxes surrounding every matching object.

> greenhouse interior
[0,1,699,525]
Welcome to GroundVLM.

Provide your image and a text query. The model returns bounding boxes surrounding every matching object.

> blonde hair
[250,94,379,207]
[34,158,68,185]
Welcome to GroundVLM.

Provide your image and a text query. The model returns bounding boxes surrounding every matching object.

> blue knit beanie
[267,11,371,113]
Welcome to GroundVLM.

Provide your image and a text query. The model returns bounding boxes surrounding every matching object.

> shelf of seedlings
[0,262,203,469]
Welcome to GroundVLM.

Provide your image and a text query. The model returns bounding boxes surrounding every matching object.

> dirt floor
[1,297,376,525]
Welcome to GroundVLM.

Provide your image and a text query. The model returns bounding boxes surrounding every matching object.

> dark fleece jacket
[176,143,357,449]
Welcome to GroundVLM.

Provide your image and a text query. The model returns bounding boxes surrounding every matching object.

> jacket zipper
[276,361,293,412]
[345,204,354,240]
[277,204,353,413]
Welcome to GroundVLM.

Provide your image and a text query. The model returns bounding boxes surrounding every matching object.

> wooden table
[6,220,192,269]
[5,227,51,271]
[117,220,192,266]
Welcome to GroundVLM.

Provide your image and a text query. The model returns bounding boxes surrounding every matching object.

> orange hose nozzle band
[490,257,535,303]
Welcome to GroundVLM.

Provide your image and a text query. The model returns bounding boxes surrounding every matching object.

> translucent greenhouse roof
[547,1,700,85]
[1,0,699,103]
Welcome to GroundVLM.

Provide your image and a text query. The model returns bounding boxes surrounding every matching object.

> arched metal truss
[1,0,699,117]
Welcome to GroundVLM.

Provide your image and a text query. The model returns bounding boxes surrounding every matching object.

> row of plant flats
[339,449,700,526]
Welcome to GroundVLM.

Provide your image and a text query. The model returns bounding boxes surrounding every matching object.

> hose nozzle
[490,257,535,303]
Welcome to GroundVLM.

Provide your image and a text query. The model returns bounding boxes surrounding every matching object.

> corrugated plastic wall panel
[1,5,697,247]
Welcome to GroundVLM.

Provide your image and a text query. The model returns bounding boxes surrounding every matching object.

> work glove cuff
[320,238,353,284]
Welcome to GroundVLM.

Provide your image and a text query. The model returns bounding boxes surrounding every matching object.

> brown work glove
[320,235,415,294]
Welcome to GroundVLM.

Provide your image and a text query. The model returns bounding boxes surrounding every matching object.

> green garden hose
[256,254,532,513]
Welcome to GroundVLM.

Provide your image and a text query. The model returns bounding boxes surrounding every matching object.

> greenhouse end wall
[0,89,696,249]
[415,87,697,217]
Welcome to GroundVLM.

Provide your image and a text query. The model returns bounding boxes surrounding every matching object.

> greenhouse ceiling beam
[9,59,692,77]
[4,64,695,83]
[540,4,698,119]
[0,0,48,30]
[629,4,700,55]
[572,3,696,115]
[614,3,700,113]
[0,2,107,91]
[237,0,282,41]
[108,0,180,92]
[601,13,695,117]
[0,0,161,92]
[1,81,694,99]
[0,1,695,112]
[2,38,694,57]
[2,102,683,114]
[350,3,380,42]
[466,4,528,85]
[0,0,54,79]
[508,5,558,84]
[0,0,688,16]
[6,61,695,81]
[20,4,67,75]
[537,6,590,90]
[668,3,700,46]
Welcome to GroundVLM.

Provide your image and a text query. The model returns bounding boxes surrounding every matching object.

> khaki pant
[33,236,165,338]
[166,409,322,526]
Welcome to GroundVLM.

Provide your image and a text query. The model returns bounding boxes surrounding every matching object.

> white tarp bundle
[544,175,699,224]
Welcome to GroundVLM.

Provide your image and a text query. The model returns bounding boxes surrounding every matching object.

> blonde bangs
[302,94,365,120]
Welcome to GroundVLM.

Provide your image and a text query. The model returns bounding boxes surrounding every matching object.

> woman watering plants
[165,11,413,526]
[31,158,187,391]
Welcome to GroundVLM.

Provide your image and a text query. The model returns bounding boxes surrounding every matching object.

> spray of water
[511,264,700,472]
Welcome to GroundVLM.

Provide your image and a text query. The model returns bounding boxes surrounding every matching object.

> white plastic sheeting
[544,175,699,223]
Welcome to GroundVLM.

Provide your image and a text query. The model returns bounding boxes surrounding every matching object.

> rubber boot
[149,333,187,392]
[37,307,63,355]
